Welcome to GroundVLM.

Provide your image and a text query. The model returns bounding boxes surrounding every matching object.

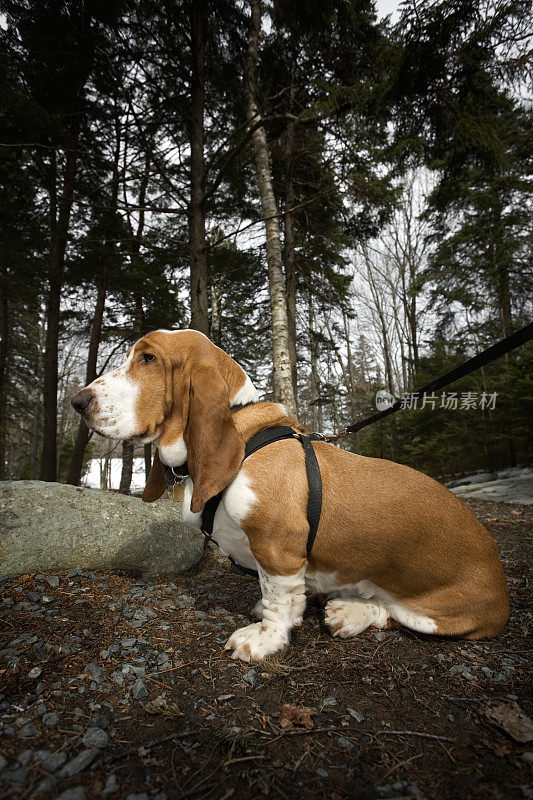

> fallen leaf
[486,702,533,743]
[279,703,315,730]
[511,509,523,515]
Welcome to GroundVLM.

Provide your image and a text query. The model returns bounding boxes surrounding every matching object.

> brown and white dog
[71,329,509,662]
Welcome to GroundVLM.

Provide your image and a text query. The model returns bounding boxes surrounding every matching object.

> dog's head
[71,329,257,511]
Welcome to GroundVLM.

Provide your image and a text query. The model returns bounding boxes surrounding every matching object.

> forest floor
[0,498,531,800]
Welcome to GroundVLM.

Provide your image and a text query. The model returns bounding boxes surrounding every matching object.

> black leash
[326,322,533,442]
[201,426,323,578]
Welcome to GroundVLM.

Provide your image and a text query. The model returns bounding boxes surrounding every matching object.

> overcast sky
[375,0,402,22]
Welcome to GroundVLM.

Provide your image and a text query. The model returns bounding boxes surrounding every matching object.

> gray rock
[36,775,57,793]
[81,727,108,748]
[89,714,109,730]
[45,575,60,587]
[42,712,59,727]
[0,482,204,579]
[1,767,28,784]
[242,669,259,686]
[0,753,7,771]
[17,750,33,766]
[59,748,98,777]
[103,773,120,794]
[85,663,104,683]
[523,753,533,767]
[125,794,149,800]
[323,696,337,706]
[57,788,87,800]
[347,708,364,723]
[132,679,148,700]
[17,723,37,739]
[42,751,68,772]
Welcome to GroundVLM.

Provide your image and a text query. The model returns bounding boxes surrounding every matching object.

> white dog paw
[325,598,387,638]
[224,622,288,662]
[250,599,263,620]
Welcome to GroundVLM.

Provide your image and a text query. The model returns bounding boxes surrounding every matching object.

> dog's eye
[142,353,156,363]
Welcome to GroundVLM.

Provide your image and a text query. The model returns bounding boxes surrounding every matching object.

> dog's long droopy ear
[184,364,245,513]
[142,447,167,502]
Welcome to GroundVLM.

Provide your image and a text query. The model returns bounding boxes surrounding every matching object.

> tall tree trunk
[308,293,322,432]
[144,443,152,481]
[66,121,121,485]
[0,277,8,480]
[284,75,298,406]
[119,441,134,494]
[188,0,209,335]
[119,146,152,495]
[244,0,296,415]
[66,268,108,485]
[40,120,80,481]
[210,284,221,346]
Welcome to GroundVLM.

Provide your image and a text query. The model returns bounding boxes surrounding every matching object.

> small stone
[17,750,33,766]
[523,753,533,766]
[57,788,86,800]
[121,638,136,648]
[36,681,45,695]
[42,751,68,772]
[323,696,337,706]
[218,694,235,701]
[132,679,148,700]
[89,714,110,730]
[17,723,37,739]
[103,773,120,794]
[45,576,60,587]
[28,666,42,679]
[125,794,149,800]
[84,663,104,683]
[1,767,28,784]
[317,768,328,777]
[0,754,7,771]
[36,775,57,793]
[242,669,259,686]
[82,727,108,748]
[347,708,364,723]
[42,712,60,727]
[59,748,98,777]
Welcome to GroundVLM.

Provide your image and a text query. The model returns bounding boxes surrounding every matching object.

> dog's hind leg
[325,597,389,638]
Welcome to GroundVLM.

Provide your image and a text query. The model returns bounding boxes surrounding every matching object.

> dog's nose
[71,392,94,415]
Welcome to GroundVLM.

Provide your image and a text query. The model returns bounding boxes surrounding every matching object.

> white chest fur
[181,469,258,571]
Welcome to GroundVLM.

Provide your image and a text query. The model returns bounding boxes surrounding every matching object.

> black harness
[164,425,323,580]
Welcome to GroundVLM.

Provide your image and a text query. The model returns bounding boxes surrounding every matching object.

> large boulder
[0,481,204,578]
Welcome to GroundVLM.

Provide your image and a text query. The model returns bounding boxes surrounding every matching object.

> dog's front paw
[224,622,288,662]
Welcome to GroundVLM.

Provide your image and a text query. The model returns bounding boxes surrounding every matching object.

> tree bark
[0,276,8,480]
[66,120,121,485]
[40,121,80,481]
[284,106,298,407]
[244,0,296,415]
[119,441,134,494]
[188,0,209,335]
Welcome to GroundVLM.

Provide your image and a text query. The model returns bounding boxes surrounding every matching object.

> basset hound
[71,329,509,662]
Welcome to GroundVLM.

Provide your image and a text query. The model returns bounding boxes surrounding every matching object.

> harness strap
[200,425,323,578]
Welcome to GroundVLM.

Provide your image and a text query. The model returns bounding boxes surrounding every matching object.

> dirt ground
[0,498,531,800]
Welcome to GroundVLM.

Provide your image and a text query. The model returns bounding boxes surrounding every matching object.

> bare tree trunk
[41,122,80,481]
[308,293,322,432]
[188,0,209,335]
[210,284,221,346]
[283,76,298,406]
[144,443,152,481]
[0,276,8,480]
[119,145,152,496]
[119,441,134,494]
[66,120,121,485]
[244,0,296,415]
[66,271,108,485]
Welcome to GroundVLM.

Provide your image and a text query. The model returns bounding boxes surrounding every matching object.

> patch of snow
[83,458,147,492]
